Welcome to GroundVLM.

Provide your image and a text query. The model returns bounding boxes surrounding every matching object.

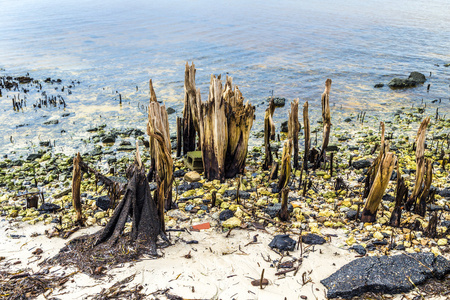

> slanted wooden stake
[389,165,408,227]
[72,152,83,225]
[288,99,300,170]
[315,79,332,169]
[364,122,387,198]
[278,139,293,192]
[147,81,174,214]
[361,152,397,223]
[415,158,433,216]
[263,109,273,170]
[303,101,310,171]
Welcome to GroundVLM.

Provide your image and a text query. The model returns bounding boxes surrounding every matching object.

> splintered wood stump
[147,81,174,212]
[314,79,332,169]
[405,117,431,214]
[361,152,397,223]
[288,99,300,170]
[389,165,408,227]
[278,139,293,191]
[279,187,290,221]
[72,152,83,224]
[183,62,199,155]
[198,75,255,181]
[303,101,310,171]
[415,158,433,217]
[263,109,273,170]
[95,153,167,254]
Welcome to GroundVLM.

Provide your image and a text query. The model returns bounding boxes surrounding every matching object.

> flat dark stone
[38,202,61,213]
[346,209,357,220]
[166,107,176,114]
[223,189,251,200]
[382,194,395,202]
[352,159,372,169]
[270,97,286,107]
[95,195,111,211]
[43,120,59,125]
[326,144,339,152]
[269,234,296,251]
[219,209,234,221]
[349,245,366,255]
[302,233,326,245]
[374,83,384,88]
[173,169,186,178]
[102,135,116,143]
[321,253,450,299]
[264,203,293,218]
[27,153,43,161]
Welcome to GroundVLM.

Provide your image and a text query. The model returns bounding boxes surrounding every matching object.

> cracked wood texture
[288,99,300,170]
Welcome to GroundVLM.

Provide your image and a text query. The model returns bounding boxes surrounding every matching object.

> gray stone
[219,209,234,221]
[95,195,111,211]
[302,233,326,245]
[374,83,384,88]
[166,107,176,115]
[264,203,293,218]
[408,71,426,84]
[352,159,372,169]
[438,188,450,198]
[346,209,357,220]
[388,72,426,89]
[27,153,43,161]
[321,253,450,299]
[102,135,116,143]
[269,234,296,251]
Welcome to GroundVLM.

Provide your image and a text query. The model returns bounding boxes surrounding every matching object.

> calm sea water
[0,0,449,158]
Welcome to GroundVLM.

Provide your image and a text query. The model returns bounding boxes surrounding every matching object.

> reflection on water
[0,0,449,157]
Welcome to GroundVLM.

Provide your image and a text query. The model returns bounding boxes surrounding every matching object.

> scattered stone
[27,153,43,161]
[438,188,450,198]
[349,245,366,256]
[321,253,450,299]
[271,97,286,107]
[173,169,186,178]
[374,83,384,88]
[264,203,293,218]
[302,233,326,245]
[219,209,234,221]
[38,203,61,213]
[352,159,372,169]
[166,107,176,115]
[184,171,201,183]
[95,195,111,211]
[166,209,190,221]
[43,120,59,125]
[222,217,241,229]
[269,234,296,251]
[280,121,288,133]
[223,190,251,200]
[388,72,426,89]
[102,135,116,144]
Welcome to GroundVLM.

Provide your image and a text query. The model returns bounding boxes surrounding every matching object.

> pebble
[184,171,201,182]
[222,216,241,229]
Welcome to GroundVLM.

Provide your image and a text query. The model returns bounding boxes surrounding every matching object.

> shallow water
[0,0,449,158]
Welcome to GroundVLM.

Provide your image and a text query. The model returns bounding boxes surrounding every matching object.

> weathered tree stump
[183,62,199,155]
[288,99,300,170]
[389,165,408,227]
[364,122,387,198]
[361,152,397,223]
[95,149,167,254]
[314,79,332,169]
[197,74,255,181]
[263,109,273,170]
[147,80,174,213]
[278,139,293,191]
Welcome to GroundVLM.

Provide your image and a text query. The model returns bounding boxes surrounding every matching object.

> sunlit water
[0,0,449,159]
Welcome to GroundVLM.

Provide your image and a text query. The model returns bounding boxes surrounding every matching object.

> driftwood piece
[361,152,397,223]
[72,152,83,224]
[147,81,174,213]
[183,62,198,155]
[279,187,290,221]
[288,99,300,170]
[303,101,310,171]
[95,148,167,254]
[198,75,254,181]
[364,122,387,198]
[268,98,276,140]
[415,158,433,216]
[314,79,332,169]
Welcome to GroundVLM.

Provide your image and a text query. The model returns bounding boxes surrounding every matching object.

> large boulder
[321,253,450,299]
[388,72,426,88]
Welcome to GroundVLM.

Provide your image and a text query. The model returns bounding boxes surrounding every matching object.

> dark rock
[117,145,135,151]
[38,203,61,213]
[408,72,426,84]
[102,135,116,143]
[352,159,372,169]
[39,141,51,147]
[346,209,358,220]
[438,188,450,198]
[61,113,71,117]
[264,203,293,218]
[374,83,384,88]
[269,234,296,251]
[280,121,288,133]
[223,190,251,200]
[15,76,33,84]
[219,209,234,221]
[382,194,395,202]
[87,127,99,132]
[348,145,359,151]
[173,169,186,178]
[120,141,131,146]
[350,245,366,255]
[372,240,388,246]
[321,253,450,299]
[43,120,59,125]
[344,117,352,122]
[388,72,426,89]
[95,195,111,211]
[166,107,176,115]
[272,97,286,107]
[27,153,43,161]
[326,144,339,152]
[302,233,326,245]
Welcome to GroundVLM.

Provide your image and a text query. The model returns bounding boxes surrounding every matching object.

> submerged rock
[269,234,296,251]
[388,72,426,88]
[321,253,450,299]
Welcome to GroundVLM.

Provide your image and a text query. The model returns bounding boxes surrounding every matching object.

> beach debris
[72,152,83,225]
[321,253,450,299]
[191,222,210,230]
[269,234,296,251]
[90,274,145,299]
[302,233,326,245]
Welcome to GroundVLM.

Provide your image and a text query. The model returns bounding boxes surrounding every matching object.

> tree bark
[361,152,397,223]
[288,99,300,170]
[278,139,293,191]
[389,165,408,227]
[183,62,198,155]
[263,109,273,170]
[364,122,387,198]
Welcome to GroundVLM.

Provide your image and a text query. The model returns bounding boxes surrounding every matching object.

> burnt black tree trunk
[95,157,167,254]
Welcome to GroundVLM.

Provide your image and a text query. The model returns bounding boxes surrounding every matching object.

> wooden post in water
[303,101,310,171]
[263,109,273,170]
[183,62,199,155]
[315,79,332,169]
[288,99,300,170]
[176,117,183,157]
